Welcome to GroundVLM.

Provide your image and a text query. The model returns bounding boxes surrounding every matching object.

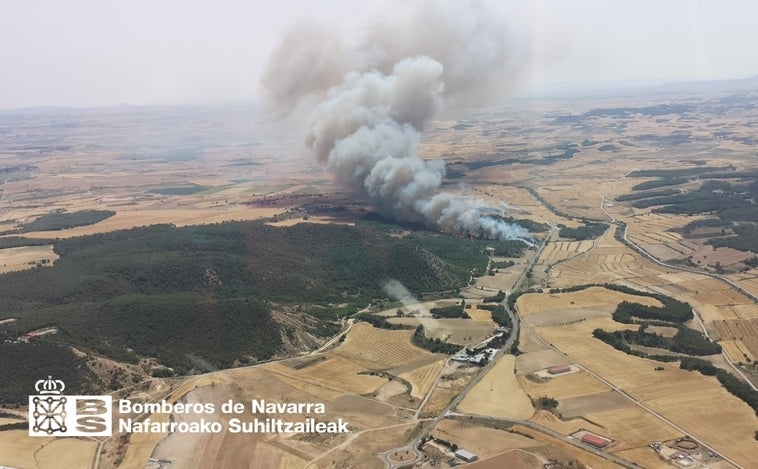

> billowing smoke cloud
[262,0,532,242]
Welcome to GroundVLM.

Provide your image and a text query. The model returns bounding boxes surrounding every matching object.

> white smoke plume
[383,279,429,316]
[262,0,532,242]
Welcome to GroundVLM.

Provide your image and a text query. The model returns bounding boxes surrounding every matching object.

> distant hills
[660,74,758,93]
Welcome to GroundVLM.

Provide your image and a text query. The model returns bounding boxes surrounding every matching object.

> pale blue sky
[1,0,757,109]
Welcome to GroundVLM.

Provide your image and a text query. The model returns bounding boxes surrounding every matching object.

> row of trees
[430,304,468,319]
[355,314,413,330]
[558,222,608,241]
[412,326,461,354]
[593,325,721,357]
[613,299,693,324]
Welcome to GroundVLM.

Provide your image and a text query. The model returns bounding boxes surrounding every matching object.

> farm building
[581,433,611,448]
[454,449,478,462]
[548,365,571,375]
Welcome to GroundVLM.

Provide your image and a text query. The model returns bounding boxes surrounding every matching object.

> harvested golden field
[719,340,755,363]
[614,447,669,469]
[713,318,758,359]
[467,304,495,321]
[21,206,282,238]
[118,414,171,469]
[433,419,539,460]
[0,431,98,469]
[548,226,758,328]
[712,318,758,341]
[458,355,534,419]
[465,449,542,469]
[387,317,496,346]
[534,181,616,221]
[312,422,417,469]
[584,407,681,452]
[538,239,594,263]
[518,370,609,400]
[266,355,387,395]
[508,424,619,469]
[398,359,445,399]
[732,275,758,298]
[0,245,57,273]
[35,438,100,469]
[420,387,457,418]
[333,322,433,370]
[514,348,568,374]
[531,409,604,436]
[558,390,635,418]
[697,304,758,322]
[146,366,408,469]
[535,315,758,466]
[517,285,662,319]
[0,431,51,469]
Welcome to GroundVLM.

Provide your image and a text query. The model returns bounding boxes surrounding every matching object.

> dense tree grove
[19,210,116,232]
[0,342,94,404]
[478,303,511,328]
[612,299,693,324]
[482,290,505,303]
[355,314,413,330]
[412,326,461,354]
[558,222,608,240]
[430,304,468,318]
[592,325,721,357]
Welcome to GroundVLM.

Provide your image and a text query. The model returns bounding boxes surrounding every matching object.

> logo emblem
[28,376,112,437]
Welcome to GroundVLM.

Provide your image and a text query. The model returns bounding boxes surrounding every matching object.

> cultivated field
[464,449,542,469]
[517,285,663,328]
[457,354,534,419]
[518,370,609,400]
[625,212,753,272]
[432,419,540,460]
[538,239,595,264]
[466,304,496,321]
[712,318,758,360]
[0,431,96,469]
[333,322,434,370]
[535,315,758,466]
[0,245,57,273]
[398,359,445,399]
[267,355,387,395]
[387,317,497,346]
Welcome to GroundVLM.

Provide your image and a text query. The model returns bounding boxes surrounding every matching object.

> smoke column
[262,0,532,242]
[383,279,429,316]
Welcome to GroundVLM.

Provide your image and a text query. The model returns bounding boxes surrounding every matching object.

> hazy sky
[1,0,757,109]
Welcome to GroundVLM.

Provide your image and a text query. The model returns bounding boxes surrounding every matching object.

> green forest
[0,220,508,388]
[19,209,116,232]
[558,222,608,241]
[0,342,95,404]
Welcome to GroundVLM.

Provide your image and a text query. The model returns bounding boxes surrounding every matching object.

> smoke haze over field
[262,0,532,242]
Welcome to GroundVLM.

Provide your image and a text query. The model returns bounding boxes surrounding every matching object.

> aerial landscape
[2,1,758,469]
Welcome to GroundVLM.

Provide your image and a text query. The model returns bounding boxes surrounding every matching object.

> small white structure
[454,449,478,462]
